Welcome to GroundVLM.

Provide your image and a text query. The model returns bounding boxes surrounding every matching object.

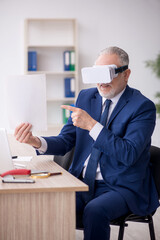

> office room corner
[0,0,160,239]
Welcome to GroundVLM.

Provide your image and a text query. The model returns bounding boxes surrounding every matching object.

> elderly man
[15,46,159,240]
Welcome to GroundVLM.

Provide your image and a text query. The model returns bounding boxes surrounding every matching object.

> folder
[62,105,70,124]
[28,51,37,71]
[70,51,75,71]
[62,103,75,124]
[63,51,70,71]
[64,78,75,97]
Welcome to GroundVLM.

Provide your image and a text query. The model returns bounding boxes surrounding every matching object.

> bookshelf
[24,18,78,129]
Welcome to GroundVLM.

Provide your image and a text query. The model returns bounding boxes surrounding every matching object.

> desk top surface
[0,155,88,194]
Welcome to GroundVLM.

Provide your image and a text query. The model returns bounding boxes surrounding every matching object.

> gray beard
[97,86,116,99]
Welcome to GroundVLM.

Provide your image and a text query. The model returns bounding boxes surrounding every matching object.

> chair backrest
[150,145,160,198]
[53,148,75,170]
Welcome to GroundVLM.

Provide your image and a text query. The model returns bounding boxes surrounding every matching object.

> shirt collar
[102,88,126,105]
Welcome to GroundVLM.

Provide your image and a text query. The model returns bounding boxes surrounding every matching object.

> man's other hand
[61,105,97,131]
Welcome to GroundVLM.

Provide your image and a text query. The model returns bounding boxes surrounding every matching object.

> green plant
[145,53,160,116]
[145,54,160,78]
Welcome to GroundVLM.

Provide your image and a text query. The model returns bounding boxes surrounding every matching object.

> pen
[30,172,62,179]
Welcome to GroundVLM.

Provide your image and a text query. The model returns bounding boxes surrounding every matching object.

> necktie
[83,99,111,202]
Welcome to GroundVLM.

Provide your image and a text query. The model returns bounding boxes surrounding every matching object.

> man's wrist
[35,137,48,154]
[32,136,42,149]
[88,120,97,131]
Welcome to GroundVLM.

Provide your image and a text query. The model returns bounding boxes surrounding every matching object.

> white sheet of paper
[12,156,33,162]
[5,74,47,131]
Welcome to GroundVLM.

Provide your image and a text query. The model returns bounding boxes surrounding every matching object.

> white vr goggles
[81,64,128,84]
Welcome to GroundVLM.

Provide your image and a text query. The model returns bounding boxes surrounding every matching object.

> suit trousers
[76,180,130,240]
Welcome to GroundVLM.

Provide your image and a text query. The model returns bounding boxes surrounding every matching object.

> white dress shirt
[37,88,125,180]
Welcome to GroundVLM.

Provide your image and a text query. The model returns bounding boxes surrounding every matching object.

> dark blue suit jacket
[41,85,159,215]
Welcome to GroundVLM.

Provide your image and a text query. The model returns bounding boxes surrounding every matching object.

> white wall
[0,0,160,145]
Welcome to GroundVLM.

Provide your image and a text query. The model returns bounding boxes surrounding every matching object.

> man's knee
[83,199,108,223]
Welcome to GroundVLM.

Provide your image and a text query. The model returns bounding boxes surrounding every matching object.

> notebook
[0,128,14,174]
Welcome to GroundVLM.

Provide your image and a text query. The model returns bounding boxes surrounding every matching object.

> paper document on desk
[5,74,47,131]
[12,156,33,162]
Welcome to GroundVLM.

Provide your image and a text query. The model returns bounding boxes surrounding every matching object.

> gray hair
[99,46,129,66]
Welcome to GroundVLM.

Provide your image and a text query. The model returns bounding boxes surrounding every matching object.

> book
[28,51,37,71]
[64,78,75,97]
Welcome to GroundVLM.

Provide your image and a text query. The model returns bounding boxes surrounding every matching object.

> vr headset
[81,64,128,84]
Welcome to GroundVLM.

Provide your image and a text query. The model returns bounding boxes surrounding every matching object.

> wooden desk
[0,155,88,240]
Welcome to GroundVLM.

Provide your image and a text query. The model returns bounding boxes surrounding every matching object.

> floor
[76,207,160,239]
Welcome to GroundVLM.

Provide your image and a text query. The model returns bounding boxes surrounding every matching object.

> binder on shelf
[62,103,75,124]
[70,51,75,71]
[63,51,70,71]
[63,50,75,71]
[62,104,70,124]
[28,51,37,71]
[64,78,75,97]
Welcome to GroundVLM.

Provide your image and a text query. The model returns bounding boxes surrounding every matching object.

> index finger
[61,105,78,112]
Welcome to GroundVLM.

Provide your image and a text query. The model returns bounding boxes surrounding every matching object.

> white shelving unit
[24,18,78,130]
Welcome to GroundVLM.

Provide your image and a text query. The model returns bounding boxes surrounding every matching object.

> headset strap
[115,65,128,74]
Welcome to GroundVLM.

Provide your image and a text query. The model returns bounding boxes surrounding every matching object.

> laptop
[0,128,14,174]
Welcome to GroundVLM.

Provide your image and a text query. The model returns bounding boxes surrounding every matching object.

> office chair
[54,146,160,240]
[54,148,74,170]
[108,145,160,240]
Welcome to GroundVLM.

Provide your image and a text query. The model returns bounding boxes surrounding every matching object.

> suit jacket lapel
[107,85,132,126]
[91,91,102,122]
